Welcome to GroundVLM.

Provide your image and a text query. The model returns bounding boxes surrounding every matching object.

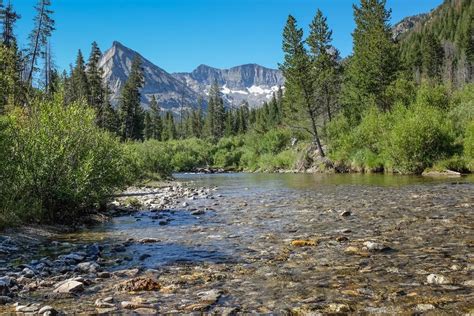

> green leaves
[0,94,134,225]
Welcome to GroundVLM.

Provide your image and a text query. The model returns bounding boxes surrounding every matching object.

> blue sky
[14,0,442,73]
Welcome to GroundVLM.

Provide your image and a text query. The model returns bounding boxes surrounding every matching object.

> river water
[62,173,474,313]
[4,173,474,314]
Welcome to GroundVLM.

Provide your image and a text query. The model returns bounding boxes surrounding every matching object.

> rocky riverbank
[0,183,219,315]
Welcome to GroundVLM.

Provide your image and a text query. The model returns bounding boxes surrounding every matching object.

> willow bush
[0,94,134,226]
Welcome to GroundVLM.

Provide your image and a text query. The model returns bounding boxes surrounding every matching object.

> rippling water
[58,173,474,312]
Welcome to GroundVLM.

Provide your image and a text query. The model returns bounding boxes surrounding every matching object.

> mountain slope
[392,13,429,40]
[397,0,473,85]
[173,64,284,108]
[99,41,201,110]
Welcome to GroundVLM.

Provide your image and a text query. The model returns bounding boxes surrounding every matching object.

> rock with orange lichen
[116,277,161,292]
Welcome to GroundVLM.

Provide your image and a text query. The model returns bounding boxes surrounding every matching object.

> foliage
[465,120,474,170]
[385,103,454,174]
[280,14,326,156]
[0,94,134,226]
[118,55,145,140]
[342,0,398,119]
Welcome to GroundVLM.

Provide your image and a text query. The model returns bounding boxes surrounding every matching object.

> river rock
[16,303,41,313]
[97,272,111,278]
[117,277,161,292]
[0,296,12,305]
[191,210,205,216]
[415,304,435,312]
[340,210,352,217]
[327,303,350,313]
[22,267,35,278]
[59,253,85,263]
[427,274,451,285]
[197,289,221,304]
[77,262,100,273]
[139,254,151,261]
[139,238,160,244]
[113,268,140,278]
[363,241,390,251]
[38,305,58,315]
[53,279,84,294]
[95,298,115,308]
[462,280,474,287]
[291,240,318,247]
[133,307,159,314]
[96,307,118,314]
[120,301,151,309]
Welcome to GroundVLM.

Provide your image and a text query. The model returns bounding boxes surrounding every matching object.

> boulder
[53,280,84,294]
[77,262,100,274]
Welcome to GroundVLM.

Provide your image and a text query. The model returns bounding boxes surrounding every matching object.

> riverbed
[1,173,473,314]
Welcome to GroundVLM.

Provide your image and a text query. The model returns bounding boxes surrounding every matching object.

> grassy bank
[326,83,474,174]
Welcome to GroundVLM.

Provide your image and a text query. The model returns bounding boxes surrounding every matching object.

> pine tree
[118,55,144,140]
[0,1,23,110]
[70,50,89,102]
[149,95,163,140]
[1,1,20,48]
[162,111,176,141]
[268,92,280,125]
[307,9,341,122]
[224,110,233,137]
[26,0,55,87]
[86,41,104,109]
[143,111,153,140]
[192,105,203,138]
[421,33,444,80]
[342,0,398,119]
[210,80,225,138]
[100,84,119,134]
[279,15,325,156]
[204,84,216,138]
[0,44,22,112]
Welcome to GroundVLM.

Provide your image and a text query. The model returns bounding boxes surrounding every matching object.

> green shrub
[326,108,388,171]
[257,149,297,171]
[124,140,174,178]
[1,94,133,224]
[432,155,470,173]
[464,121,474,171]
[416,82,450,110]
[448,84,474,137]
[385,103,454,174]
[213,137,244,169]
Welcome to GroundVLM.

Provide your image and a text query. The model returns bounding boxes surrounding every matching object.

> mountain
[99,41,201,110]
[173,64,285,108]
[397,0,473,85]
[392,13,429,40]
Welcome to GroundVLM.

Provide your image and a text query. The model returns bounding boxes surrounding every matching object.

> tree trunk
[309,109,325,157]
[27,1,45,86]
[300,79,326,158]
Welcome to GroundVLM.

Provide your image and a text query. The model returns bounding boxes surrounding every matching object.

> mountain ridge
[100,41,284,110]
[99,41,201,110]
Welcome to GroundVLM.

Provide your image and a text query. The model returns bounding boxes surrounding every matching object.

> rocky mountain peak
[100,42,284,110]
[100,42,201,110]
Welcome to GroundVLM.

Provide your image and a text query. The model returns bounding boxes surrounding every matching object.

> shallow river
[4,173,474,314]
[67,173,474,313]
